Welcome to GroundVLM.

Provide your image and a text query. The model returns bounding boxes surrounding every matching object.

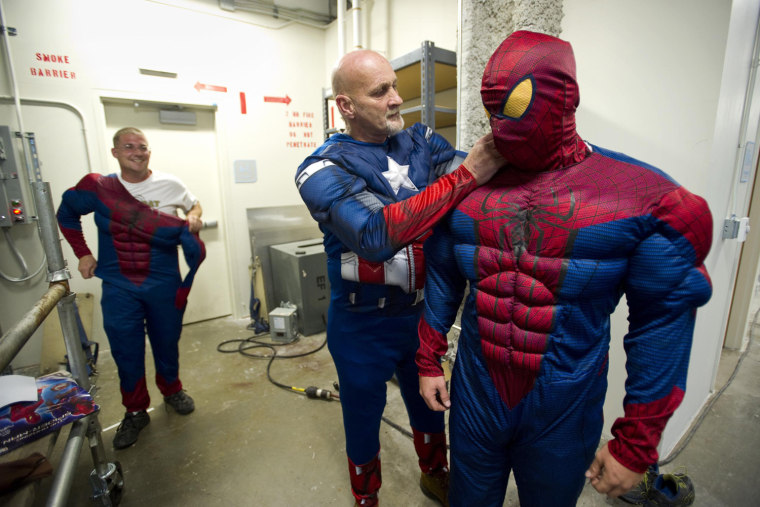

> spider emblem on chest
[479,185,577,255]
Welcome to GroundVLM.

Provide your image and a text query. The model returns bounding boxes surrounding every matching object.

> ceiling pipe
[220,0,334,26]
[351,0,362,50]
[337,0,346,57]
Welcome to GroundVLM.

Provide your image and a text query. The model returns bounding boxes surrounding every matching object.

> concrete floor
[25,315,760,506]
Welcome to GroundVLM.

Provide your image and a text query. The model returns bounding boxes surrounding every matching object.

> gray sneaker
[645,472,695,506]
[620,467,658,504]
[113,410,150,449]
[164,390,195,414]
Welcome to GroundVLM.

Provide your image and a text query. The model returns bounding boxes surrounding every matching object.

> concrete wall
[459,0,563,149]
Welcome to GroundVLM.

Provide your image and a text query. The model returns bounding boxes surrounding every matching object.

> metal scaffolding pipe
[44,417,89,507]
[56,292,91,389]
[0,282,68,371]
[32,182,69,281]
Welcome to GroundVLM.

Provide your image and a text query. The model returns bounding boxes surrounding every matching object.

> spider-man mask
[481,30,587,172]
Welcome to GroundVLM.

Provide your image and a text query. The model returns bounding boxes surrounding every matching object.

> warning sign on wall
[30,52,77,80]
[285,110,317,149]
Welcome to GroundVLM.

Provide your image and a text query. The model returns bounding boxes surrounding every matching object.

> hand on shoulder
[462,133,505,185]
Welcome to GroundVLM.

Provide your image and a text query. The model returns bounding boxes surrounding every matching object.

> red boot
[413,429,449,507]
[348,452,382,506]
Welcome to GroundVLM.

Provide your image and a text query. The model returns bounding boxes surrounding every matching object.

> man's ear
[335,94,355,119]
[111,147,118,159]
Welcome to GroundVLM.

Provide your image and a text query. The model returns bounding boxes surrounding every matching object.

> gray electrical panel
[0,126,27,227]
[269,238,330,336]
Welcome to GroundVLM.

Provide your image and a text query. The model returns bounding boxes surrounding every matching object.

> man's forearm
[187,202,202,219]
[186,202,203,233]
[383,165,476,247]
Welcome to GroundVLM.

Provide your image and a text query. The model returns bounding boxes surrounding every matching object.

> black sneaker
[164,390,195,414]
[113,410,150,450]
[645,471,695,506]
[620,466,658,504]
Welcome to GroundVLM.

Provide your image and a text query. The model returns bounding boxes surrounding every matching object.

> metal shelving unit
[322,41,457,142]
[391,40,457,135]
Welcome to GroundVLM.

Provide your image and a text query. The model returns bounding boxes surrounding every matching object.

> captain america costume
[296,122,476,504]
[57,173,205,412]
[415,31,713,506]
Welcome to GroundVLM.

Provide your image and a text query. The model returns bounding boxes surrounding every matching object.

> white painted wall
[0,0,328,364]
[563,0,759,456]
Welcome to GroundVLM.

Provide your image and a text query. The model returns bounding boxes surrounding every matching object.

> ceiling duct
[219,0,339,26]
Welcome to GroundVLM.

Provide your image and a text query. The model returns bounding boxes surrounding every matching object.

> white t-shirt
[117,170,198,216]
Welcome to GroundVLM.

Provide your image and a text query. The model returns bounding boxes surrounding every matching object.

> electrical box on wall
[269,238,330,336]
[0,126,28,228]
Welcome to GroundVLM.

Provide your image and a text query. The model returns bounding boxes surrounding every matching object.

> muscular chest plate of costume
[450,154,679,407]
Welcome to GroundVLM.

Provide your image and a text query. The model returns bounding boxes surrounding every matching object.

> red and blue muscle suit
[415,31,713,506]
[57,173,205,412]
[296,123,476,504]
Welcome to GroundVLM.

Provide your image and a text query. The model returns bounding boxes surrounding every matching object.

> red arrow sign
[264,94,291,105]
[194,81,227,93]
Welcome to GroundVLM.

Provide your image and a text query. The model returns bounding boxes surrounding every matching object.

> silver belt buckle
[413,289,424,305]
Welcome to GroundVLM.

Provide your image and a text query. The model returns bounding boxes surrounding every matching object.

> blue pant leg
[101,281,149,411]
[328,307,395,465]
[143,282,185,396]
[510,367,607,507]
[449,337,512,507]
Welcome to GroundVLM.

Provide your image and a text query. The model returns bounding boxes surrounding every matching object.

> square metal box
[268,306,298,342]
[269,238,330,336]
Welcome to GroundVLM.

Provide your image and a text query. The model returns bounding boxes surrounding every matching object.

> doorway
[102,99,232,324]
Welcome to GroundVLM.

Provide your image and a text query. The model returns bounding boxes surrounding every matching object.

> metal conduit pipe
[337,0,346,57]
[0,281,68,371]
[351,0,362,50]
[0,0,34,182]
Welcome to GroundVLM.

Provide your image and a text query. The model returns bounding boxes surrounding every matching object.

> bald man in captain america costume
[296,49,504,506]
[416,31,713,506]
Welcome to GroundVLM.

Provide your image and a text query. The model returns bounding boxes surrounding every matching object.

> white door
[103,100,232,324]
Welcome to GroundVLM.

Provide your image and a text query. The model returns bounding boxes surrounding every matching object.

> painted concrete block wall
[459,0,563,150]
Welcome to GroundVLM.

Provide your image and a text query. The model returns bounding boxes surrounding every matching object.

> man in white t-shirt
[57,127,205,449]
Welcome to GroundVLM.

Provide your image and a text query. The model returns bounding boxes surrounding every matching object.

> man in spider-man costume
[416,31,713,506]
[57,128,205,450]
[296,49,503,506]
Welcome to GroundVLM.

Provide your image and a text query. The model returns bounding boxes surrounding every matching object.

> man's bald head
[331,49,404,143]
[332,50,392,97]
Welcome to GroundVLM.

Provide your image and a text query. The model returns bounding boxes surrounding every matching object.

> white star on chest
[382,156,418,194]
